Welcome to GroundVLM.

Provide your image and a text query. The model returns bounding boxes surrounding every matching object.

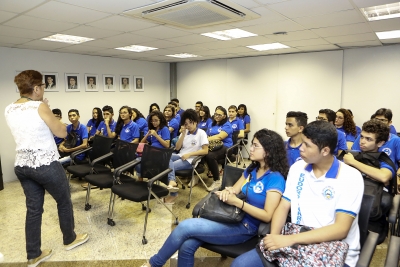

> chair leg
[107,192,116,226]
[84,185,92,211]
[175,176,185,189]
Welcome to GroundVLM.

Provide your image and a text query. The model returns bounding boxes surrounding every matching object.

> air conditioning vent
[123,0,260,29]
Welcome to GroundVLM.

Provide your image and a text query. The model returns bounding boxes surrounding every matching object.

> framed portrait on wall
[134,76,144,92]
[119,75,131,92]
[65,73,80,92]
[85,74,99,92]
[103,74,115,92]
[43,72,59,92]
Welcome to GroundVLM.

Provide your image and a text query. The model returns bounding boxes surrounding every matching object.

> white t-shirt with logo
[178,129,209,164]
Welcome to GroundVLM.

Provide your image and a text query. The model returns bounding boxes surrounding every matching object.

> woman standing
[5,70,88,267]
[142,129,288,267]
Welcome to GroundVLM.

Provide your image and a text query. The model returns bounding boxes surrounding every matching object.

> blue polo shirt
[390,125,397,135]
[146,126,170,148]
[97,120,117,137]
[336,126,356,142]
[168,117,179,139]
[285,138,302,166]
[352,133,400,168]
[66,122,88,161]
[335,129,348,155]
[119,121,140,142]
[229,117,244,132]
[135,117,148,134]
[199,118,212,131]
[177,108,185,116]
[207,121,233,147]
[356,126,361,138]
[86,119,99,137]
[238,114,251,127]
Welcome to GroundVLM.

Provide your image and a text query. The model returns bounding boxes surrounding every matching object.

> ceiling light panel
[166,53,200,58]
[115,45,158,52]
[41,34,94,44]
[361,2,400,21]
[201,28,257,40]
[376,29,400,39]
[247,43,289,51]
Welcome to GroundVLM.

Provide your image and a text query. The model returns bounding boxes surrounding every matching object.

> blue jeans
[14,161,76,260]
[171,154,192,171]
[149,218,257,267]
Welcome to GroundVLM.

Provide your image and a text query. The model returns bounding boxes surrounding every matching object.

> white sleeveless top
[5,101,60,168]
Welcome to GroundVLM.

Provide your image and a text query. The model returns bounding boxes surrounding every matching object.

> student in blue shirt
[285,111,308,166]
[146,103,160,121]
[95,105,117,138]
[347,109,362,138]
[237,104,251,136]
[199,105,212,132]
[372,108,398,135]
[52,108,66,146]
[228,105,245,139]
[335,108,357,149]
[164,105,179,139]
[171,98,185,117]
[115,106,139,143]
[87,107,103,142]
[131,108,148,136]
[316,109,347,156]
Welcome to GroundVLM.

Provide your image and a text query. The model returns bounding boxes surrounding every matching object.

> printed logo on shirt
[382,147,392,156]
[322,186,335,200]
[232,124,237,129]
[253,181,264,193]
[218,127,222,132]
[191,140,197,146]
[125,128,130,133]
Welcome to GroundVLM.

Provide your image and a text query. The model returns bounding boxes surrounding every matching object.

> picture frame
[43,72,59,92]
[134,76,144,92]
[65,73,80,92]
[85,74,99,92]
[103,74,115,92]
[119,75,131,92]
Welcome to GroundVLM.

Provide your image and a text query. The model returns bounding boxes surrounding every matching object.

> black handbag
[199,176,250,224]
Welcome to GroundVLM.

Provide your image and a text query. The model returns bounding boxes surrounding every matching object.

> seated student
[171,109,209,189]
[58,109,88,164]
[168,101,181,124]
[347,109,362,138]
[237,104,251,137]
[372,108,397,135]
[131,107,148,135]
[87,107,103,142]
[285,111,308,166]
[171,98,185,117]
[198,105,212,131]
[96,105,117,138]
[164,104,179,140]
[343,119,395,244]
[335,108,357,149]
[146,103,160,121]
[114,106,139,143]
[195,101,203,114]
[52,108,66,147]
[316,109,347,155]
[228,105,245,139]
[142,129,288,267]
[232,121,364,267]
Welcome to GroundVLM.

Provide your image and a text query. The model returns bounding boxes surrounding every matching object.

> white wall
[0,47,170,183]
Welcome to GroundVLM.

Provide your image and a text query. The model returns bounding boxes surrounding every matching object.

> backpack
[63,131,78,149]
[338,150,397,221]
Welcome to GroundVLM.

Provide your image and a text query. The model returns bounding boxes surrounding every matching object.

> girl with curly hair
[335,108,357,149]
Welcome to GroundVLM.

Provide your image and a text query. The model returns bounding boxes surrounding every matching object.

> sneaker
[207,180,221,192]
[188,176,199,188]
[64,233,89,251]
[27,249,53,267]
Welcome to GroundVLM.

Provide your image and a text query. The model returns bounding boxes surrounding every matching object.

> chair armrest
[147,168,173,187]
[191,155,204,166]
[90,152,113,166]
[226,143,240,154]
[384,236,400,267]
[388,195,400,224]
[356,231,379,267]
[192,192,212,218]
[70,147,92,160]
[258,222,271,237]
[113,158,141,177]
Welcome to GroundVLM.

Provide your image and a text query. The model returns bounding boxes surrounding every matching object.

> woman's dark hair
[237,104,248,117]
[211,106,228,127]
[91,107,103,128]
[248,129,289,179]
[131,107,145,122]
[115,106,132,135]
[180,109,199,127]
[148,103,160,115]
[164,105,176,119]
[303,121,337,154]
[68,109,80,116]
[228,105,238,111]
[200,106,211,121]
[148,110,168,130]
[15,70,42,95]
[337,108,356,136]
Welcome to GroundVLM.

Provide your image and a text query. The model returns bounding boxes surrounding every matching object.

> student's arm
[238,129,245,139]
[181,144,208,161]
[208,131,228,141]
[64,139,88,153]
[140,131,150,143]
[104,119,116,138]
[244,123,250,134]
[150,129,170,148]
[270,198,291,234]
[38,103,67,138]
[175,126,186,150]
[343,153,392,184]
[131,138,139,144]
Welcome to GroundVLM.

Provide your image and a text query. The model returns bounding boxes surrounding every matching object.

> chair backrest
[140,145,173,184]
[112,140,138,169]
[232,131,240,145]
[359,194,375,248]
[89,135,114,161]
[220,165,244,190]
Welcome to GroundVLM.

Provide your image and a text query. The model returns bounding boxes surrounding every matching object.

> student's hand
[262,234,295,251]
[214,190,239,205]
[149,130,157,136]
[104,118,109,125]
[343,153,355,165]
[181,153,190,161]
[180,125,186,133]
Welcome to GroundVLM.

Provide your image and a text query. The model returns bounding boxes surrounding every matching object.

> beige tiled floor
[0,160,390,266]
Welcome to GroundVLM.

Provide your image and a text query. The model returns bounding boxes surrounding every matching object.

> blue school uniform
[119,121,140,143]
[135,117,148,134]
[199,118,212,131]
[334,129,348,154]
[336,126,356,142]
[146,126,170,148]
[390,125,397,135]
[97,120,117,137]
[86,119,99,137]
[66,123,88,161]
[168,117,179,139]
[238,114,251,127]
[207,121,233,147]
[285,138,302,166]
[229,117,244,132]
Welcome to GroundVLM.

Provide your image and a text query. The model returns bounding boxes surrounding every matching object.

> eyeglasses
[250,143,263,149]
[214,113,223,118]
[375,118,388,123]
[316,116,328,121]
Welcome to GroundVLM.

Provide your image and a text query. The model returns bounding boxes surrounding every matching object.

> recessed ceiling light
[376,30,400,39]
[246,43,290,51]
[201,28,257,41]
[41,34,94,44]
[360,2,400,21]
[166,53,200,58]
[115,45,158,52]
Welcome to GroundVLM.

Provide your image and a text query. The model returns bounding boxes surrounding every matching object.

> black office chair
[107,145,178,245]
[66,135,114,182]
[227,131,250,168]
[384,194,400,267]
[83,140,138,211]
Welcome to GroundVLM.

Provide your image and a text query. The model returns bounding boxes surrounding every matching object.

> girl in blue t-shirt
[164,104,179,139]
[131,107,148,137]
[143,129,289,267]
[335,108,357,149]
[115,106,140,143]
[199,105,212,132]
[87,107,103,142]
[238,104,251,137]
[146,103,160,121]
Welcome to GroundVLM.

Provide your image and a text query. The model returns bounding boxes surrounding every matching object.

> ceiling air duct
[123,0,260,29]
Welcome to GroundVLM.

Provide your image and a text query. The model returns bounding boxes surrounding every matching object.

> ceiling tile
[297,44,340,51]
[324,32,378,43]
[166,44,210,53]
[281,38,330,47]
[55,44,105,53]
[56,0,154,14]
[88,15,158,32]
[292,9,366,29]
[336,40,383,47]
[351,0,395,8]
[267,0,354,18]
[229,35,276,46]
[196,41,239,49]
[369,18,400,32]
[102,33,158,46]
[311,23,372,38]
[4,15,78,33]
[0,35,32,45]
[17,39,73,49]
[0,0,47,13]
[241,19,306,35]
[0,10,18,23]
[229,6,287,28]
[265,30,320,42]
[196,49,231,56]
[62,25,123,39]
[166,34,216,45]
[132,25,191,39]
[256,0,291,4]
[25,2,110,24]
[230,0,262,9]
[136,39,184,49]
[267,47,301,54]
[0,25,52,39]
